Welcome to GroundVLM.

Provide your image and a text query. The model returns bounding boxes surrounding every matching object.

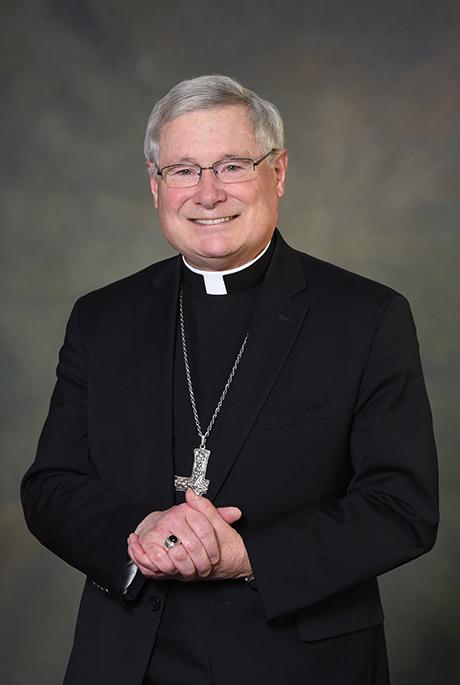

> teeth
[192,216,234,225]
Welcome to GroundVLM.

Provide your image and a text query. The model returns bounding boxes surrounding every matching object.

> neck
[183,242,271,276]
[182,240,274,295]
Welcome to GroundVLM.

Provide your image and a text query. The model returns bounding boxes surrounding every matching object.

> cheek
[157,187,190,215]
[246,177,278,210]
[248,192,277,219]
[232,187,260,212]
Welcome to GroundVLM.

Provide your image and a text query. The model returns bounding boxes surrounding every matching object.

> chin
[187,244,241,270]
[195,236,237,260]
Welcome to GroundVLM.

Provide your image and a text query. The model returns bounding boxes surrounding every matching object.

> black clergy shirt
[144,239,275,685]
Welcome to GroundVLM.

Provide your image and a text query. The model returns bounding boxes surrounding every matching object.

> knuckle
[181,570,195,581]
[170,547,187,563]
[187,512,214,538]
[162,562,175,575]
[164,505,181,519]
[197,563,212,578]
[186,509,203,524]
[151,547,164,564]
[194,523,213,540]
[185,539,202,555]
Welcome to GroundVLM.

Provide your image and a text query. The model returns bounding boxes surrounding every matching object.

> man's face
[149,105,287,271]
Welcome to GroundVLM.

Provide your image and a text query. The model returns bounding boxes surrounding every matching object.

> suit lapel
[132,237,309,506]
[133,258,181,510]
[206,237,310,501]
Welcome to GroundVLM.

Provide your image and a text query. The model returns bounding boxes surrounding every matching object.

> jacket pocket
[261,396,337,429]
[296,579,384,642]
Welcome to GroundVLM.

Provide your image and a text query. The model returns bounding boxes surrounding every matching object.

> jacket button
[148,595,161,611]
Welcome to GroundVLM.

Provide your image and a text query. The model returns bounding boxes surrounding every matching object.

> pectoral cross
[174,447,211,495]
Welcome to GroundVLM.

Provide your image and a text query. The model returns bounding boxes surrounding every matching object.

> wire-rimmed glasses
[155,149,277,188]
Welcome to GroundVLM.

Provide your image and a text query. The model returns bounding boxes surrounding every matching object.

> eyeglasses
[155,149,277,188]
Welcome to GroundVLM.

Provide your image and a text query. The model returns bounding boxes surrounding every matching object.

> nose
[192,168,227,208]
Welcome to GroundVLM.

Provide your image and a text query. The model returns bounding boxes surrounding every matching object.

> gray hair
[144,74,284,168]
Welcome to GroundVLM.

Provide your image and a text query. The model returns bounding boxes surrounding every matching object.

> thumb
[217,506,242,525]
[186,488,242,526]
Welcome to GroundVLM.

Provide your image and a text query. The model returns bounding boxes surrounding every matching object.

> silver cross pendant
[174,447,211,496]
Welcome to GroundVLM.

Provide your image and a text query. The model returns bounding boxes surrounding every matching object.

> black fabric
[173,281,261,505]
[144,583,215,685]
[21,232,438,685]
[147,261,264,683]
[145,583,390,685]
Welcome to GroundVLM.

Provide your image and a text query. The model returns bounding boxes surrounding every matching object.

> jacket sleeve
[242,295,439,620]
[21,299,153,605]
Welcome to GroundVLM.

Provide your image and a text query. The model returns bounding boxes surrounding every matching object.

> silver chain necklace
[174,287,249,495]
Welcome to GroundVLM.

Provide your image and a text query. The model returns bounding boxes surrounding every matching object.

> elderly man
[22,75,438,685]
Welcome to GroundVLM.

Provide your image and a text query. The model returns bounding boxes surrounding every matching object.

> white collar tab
[182,242,271,295]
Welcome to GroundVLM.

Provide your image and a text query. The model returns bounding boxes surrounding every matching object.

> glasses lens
[164,165,200,187]
[215,159,254,183]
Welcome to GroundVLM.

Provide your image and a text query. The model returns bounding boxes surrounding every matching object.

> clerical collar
[182,238,275,295]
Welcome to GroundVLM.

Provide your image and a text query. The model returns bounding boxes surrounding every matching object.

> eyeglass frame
[154,148,278,187]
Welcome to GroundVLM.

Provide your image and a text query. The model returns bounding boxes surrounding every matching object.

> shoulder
[283,244,418,359]
[286,240,407,314]
[73,255,178,313]
[276,235,413,337]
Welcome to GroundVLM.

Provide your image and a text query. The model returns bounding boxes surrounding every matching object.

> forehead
[158,105,260,164]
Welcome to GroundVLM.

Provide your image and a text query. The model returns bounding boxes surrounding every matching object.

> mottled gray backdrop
[1,1,459,683]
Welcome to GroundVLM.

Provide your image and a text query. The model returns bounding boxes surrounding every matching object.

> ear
[273,150,288,198]
[146,161,159,209]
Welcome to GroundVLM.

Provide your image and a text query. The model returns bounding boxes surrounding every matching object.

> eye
[222,162,245,173]
[172,166,196,177]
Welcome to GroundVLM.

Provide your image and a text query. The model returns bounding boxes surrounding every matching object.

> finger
[152,506,215,576]
[130,533,179,576]
[186,488,242,528]
[184,508,220,565]
[166,540,198,580]
[128,540,175,580]
[128,539,161,576]
[217,506,243,525]
[134,517,199,578]
[140,539,181,576]
[128,539,162,578]
[163,520,212,578]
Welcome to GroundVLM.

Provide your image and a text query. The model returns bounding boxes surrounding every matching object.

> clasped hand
[127,488,251,581]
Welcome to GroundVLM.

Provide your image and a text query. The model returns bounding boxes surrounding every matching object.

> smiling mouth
[189,215,238,225]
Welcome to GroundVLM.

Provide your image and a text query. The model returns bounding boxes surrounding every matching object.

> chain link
[179,287,248,448]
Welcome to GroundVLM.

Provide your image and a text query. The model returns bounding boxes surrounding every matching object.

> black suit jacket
[21,232,438,684]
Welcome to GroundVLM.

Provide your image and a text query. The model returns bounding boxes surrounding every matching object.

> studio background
[1,2,458,683]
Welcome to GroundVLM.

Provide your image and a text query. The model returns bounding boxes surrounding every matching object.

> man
[22,75,438,685]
